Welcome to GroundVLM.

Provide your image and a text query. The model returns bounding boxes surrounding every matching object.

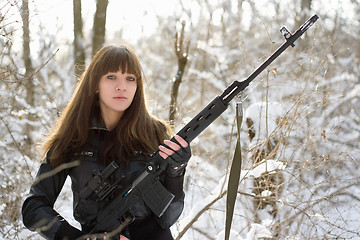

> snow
[1,0,360,239]
[245,102,288,145]
[245,159,286,178]
[246,224,272,239]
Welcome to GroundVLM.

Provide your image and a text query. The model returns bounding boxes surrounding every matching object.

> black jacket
[22,123,185,240]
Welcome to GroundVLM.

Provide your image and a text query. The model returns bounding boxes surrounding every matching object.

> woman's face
[98,70,137,128]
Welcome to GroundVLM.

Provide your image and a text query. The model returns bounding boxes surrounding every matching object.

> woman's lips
[114,96,127,101]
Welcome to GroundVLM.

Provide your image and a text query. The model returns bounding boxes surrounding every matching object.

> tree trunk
[21,0,35,156]
[355,0,360,79]
[169,21,190,128]
[92,0,108,56]
[236,0,243,23]
[295,0,312,50]
[21,0,34,96]
[73,0,86,77]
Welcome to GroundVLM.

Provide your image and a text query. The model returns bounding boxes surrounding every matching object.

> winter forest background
[1,0,359,239]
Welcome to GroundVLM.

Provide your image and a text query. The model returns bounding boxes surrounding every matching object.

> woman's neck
[101,111,123,130]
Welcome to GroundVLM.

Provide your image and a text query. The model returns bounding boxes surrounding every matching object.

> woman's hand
[159,135,191,177]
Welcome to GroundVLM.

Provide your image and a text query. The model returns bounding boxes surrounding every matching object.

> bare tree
[92,0,108,56]
[295,0,313,50]
[169,21,190,127]
[21,0,35,157]
[21,0,34,105]
[351,0,360,78]
[73,0,86,77]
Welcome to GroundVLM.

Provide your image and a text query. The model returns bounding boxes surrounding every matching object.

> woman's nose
[116,79,126,91]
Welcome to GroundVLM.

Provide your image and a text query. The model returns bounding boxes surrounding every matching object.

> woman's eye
[127,77,135,81]
[107,75,115,80]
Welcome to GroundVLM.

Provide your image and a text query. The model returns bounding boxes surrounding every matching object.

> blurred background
[1,0,359,239]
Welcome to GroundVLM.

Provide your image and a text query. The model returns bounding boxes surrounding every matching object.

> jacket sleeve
[155,172,185,228]
[21,153,75,239]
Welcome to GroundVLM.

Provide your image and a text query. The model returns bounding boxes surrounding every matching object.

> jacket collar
[90,117,109,131]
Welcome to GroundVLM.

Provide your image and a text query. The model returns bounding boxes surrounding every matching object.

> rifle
[82,14,319,235]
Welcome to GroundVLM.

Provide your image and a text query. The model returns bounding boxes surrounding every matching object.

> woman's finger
[163,139,180,151]
[163,135,188,151]
[158,135,190,160]
[158,149,169,159]
[159,145,174,155]
[174,135,189,148]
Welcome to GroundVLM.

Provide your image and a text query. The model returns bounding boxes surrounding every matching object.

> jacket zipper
[74,151,94,157]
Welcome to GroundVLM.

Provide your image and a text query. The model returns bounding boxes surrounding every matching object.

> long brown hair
[41,45,172,167]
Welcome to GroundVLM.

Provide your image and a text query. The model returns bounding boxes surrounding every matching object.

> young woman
[22,45,191,240]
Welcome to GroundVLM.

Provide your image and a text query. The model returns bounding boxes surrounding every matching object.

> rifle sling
[225,102,243,240]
